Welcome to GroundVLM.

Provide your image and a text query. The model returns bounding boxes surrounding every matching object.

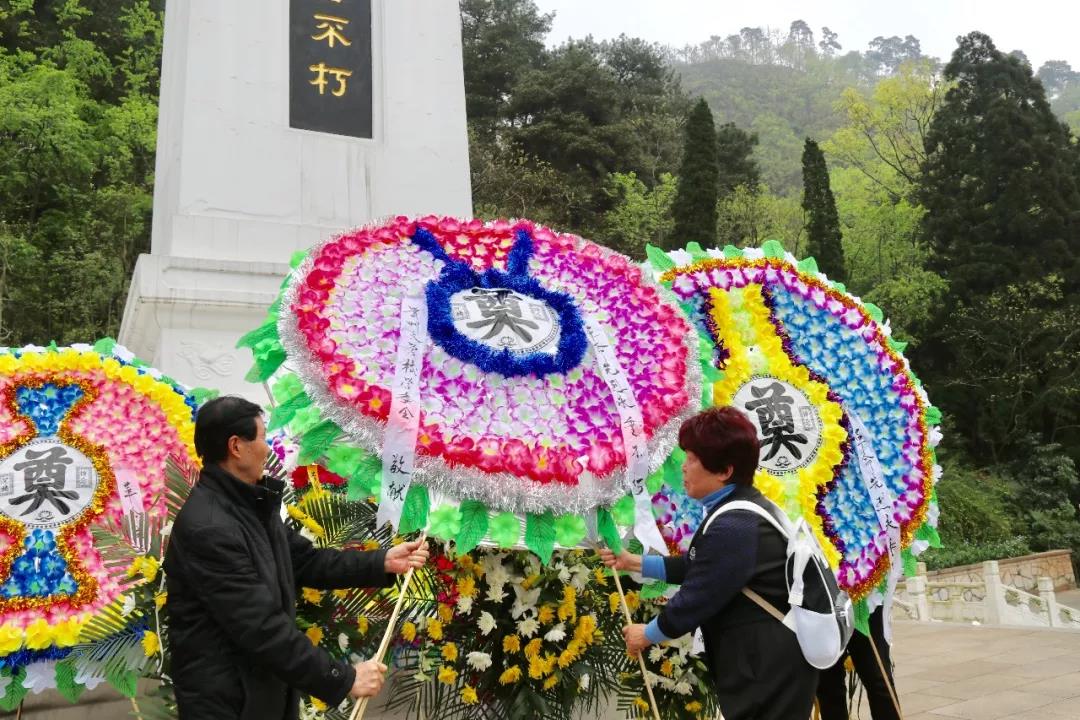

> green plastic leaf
[324,445,364,478]
[244,342,287,383]
[664,448,686,492]
[722,244,743,259]
[429,505,463,540]
[553,514,587,548]
[290,405,324,434]
[888,338,909,354]
[853,598,870,637]
[796,256,819,275]
[639,581,671,600]
[190,386,219,406]
[925,406,943,426]
[267,391,311,431]
[863,302,884,324]
[685,241,707,260]
[297,420,342,465]
[915,523,942,549]
[54,659,84,703]
[489,512,521,548]
[398,485,430,534]
[596,508,621,554]
[610,495,635,527]
[290,250,309,269]
[832,282,847,293]
[236,321,279,350]
[93,337,117,355]
[107,666,138,698]
[525,512,556,564]
[760,239,786,258]
[272,374,305,403]
[645,245,675,273]
[645,466,664,495]
[901,548,918,577]
[454,501,490,555]
[0,668,27,711]
[348,454,382,501]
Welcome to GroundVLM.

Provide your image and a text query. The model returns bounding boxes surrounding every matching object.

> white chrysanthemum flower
[544,623,566,643]
[121,594,137,617]
[478,611,497,635]
[486,585,508,603]
[516,617,540,638]
[338,633,349,652]
[466,651,493,671]
[456,596,474,615]
[579,673,590,691]
[511,585,541,619]
[648,645,666,663]
[557,565,571,583]
[674,681,693,695]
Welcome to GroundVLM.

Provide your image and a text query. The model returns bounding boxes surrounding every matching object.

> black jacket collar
[199,464,285,520]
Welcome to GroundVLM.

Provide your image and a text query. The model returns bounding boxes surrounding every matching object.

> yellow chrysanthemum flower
[310,697,328,711]
[438,603,454,624]
[543,675,559,690]
[441,642,458,662]
[0,624,22,654]
[357,616,369,636]
[438,665,458,685]
[634,697,650,712]
[155,591,167,610]
[537,604,555,625]
[140,556,160,583]
[461,684,479,704]
[523,638,543,660]
[25,618,52,650]
[426,618,443,640]
[52,618,82,647]
[302,587,325,605]
[608,592,621,615]
[660,659,674,677]
[685,701,703,713]
[498,666,522,685]
[503,634,520,653]
[456,576,477,598]
[593,568,608,586]
[141,630,160,657]
[401,622,417,643]
[624,591,640,613]
[305,626,324,646]
[363,539,381,551]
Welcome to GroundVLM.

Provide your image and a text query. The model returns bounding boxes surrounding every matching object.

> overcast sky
[533,0,1080,71]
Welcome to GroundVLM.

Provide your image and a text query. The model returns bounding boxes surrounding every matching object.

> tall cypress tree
[670,98,719,248]
[801,138,847,283]
[918,32,1080,300]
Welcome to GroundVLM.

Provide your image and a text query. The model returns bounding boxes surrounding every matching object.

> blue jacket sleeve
[655,510,760,640]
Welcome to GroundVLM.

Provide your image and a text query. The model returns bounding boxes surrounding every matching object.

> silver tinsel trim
[278,220,702,515]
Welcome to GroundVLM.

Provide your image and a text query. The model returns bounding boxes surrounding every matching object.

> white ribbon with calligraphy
[583,315,668,555]
[377,288,429,532]
[846,408,902,644]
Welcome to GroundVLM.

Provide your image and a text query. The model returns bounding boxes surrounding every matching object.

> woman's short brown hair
[677,407,760,485]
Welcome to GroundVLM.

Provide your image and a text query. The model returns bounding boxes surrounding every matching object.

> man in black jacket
[164,396,429,720]
[603,407,818,720]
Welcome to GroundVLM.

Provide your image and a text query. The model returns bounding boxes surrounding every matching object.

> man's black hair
[194,396,264,464]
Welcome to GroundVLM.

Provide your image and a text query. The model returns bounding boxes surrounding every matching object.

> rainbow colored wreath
[242,216,700,559]
[648,242,941,609]
[0,340,199,705]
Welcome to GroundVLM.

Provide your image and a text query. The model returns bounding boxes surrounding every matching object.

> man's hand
[349,659,387,698]
[383,539,429,575]
[598,548,642,573]
[622,623,652,658]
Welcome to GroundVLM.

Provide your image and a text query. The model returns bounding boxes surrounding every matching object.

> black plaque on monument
[290,0,373,139]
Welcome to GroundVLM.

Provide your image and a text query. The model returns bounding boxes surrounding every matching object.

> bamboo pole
[349,531,428,720]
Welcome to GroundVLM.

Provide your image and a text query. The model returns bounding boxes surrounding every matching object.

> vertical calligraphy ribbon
[847,409,902,643]
[583,315,667,555]
[377,288,429,532]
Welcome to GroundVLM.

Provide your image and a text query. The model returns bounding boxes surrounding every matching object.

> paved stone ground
[5,621,1080,718]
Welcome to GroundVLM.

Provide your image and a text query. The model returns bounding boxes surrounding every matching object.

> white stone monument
[120,0,472,398]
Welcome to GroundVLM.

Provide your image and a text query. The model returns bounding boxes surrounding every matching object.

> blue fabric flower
[15,383,84,436]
